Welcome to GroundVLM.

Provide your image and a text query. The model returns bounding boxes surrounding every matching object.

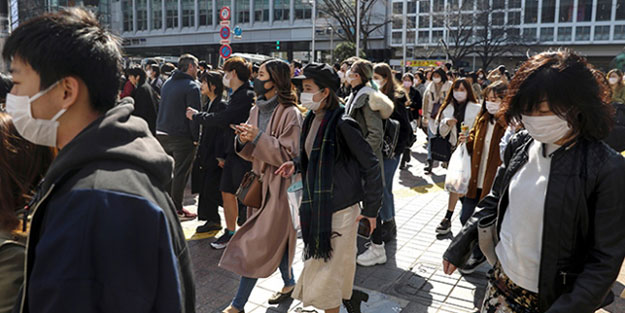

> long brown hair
[437,78,478,120]
[373,63,406,102]
[0,112,54,232]
[261,59,297,106]
[607,69,624,92]
[479,80,508,122]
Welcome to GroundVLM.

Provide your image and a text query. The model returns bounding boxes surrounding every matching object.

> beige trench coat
[219,103,302,278]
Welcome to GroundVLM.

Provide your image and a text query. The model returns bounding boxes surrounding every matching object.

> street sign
[220,20,230,26]
[220,6,231,21]
[220,26,231,40]
[234,26,242,37]
[220,40,231,45]
[220,44,232,59]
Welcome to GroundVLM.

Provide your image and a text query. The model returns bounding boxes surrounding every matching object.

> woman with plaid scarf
[276,63,383,313]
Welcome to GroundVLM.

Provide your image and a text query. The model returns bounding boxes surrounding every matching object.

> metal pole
[402,0,407,74]
[356,0,360,57]
[330,27,334,63]
[312,0,316,62]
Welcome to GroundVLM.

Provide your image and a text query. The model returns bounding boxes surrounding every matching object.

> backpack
[604,102,625,152]
[382,118,401,159]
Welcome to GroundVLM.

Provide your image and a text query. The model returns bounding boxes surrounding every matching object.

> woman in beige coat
[219,59,302,313]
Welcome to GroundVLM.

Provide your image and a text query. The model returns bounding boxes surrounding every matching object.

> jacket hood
[348,86,395,119]
[43,98,174,190]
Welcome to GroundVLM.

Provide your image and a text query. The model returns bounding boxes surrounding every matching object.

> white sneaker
[357,242,387,266]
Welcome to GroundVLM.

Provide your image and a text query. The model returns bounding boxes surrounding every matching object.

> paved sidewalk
[183,137,625,313]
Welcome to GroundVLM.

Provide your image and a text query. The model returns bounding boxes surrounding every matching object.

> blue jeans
[231,251,295,310]
[380,155,401,222]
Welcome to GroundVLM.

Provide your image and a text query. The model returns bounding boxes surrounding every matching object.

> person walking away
[443,50,625,313]
[156,54,201,221]
[148,64,164,95]
[187,71,227,233]
[127,66,159,135]
[219,59,302,313]
[276,63,383,313]
[422,67,452,173]
[453,81,508,274]
[358,63,411,251]
[434,78,481,235]
[607,69,625,104]
[3,8,195,312]
[0,112,54,313]
[187,57,253,247]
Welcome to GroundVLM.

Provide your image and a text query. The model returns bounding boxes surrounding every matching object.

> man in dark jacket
[127,66,159,135]
[156,54,202,221]
[3,8,194,313]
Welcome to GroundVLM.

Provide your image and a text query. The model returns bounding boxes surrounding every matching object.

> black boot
[424,159,433,174]
[342,290,369,313]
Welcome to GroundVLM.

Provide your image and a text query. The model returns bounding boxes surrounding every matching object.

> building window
[541,0,555,23]
[492,12,504,25]
[508,11,520,25]
[594,25,610,40]
[523,27,537,41]
[596,0,612,21]
[407,1,417,14]
[615,25,625,40]
[407,16,416,28]
[274,0,289,21]
[418,30,429,43]
[540,27,554,41]
[575,26,590,41]
[419,15,430,28]
[557,27,572,41]
[407,31,415,43]
[393,16,402,29]
[509,0,521,9]
[199,0,212,26]
[235,0,250,23]
[152,0,163,29]
[122,0,132,31]
[419,0,430,14]
[392,32,402,44]
[295,0,312,20]
[136,0,147,30]
[255,0,269,22]
[433,0,444,12]
[577,0,592,22]
[166,0,178,28]
[618,2,625,20]
[432,30,443,42]
[559,0,573,22]
[432,15,443,27]
[182,0,194,27]
[524,0,538,23]
[492,0,504,10]
[393,2,403,14]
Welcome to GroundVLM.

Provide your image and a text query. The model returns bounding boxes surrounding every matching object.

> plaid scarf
[299,107,344,261]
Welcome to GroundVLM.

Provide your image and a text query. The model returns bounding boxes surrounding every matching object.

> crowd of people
[1,7,625,313]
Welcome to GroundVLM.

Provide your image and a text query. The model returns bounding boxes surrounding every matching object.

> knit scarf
[300,106,344,261]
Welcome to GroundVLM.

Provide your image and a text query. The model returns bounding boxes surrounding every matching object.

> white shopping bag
[287,175,302,230]
[444,143,471,195]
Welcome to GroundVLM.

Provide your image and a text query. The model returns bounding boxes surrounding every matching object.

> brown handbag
[236,170,263,208]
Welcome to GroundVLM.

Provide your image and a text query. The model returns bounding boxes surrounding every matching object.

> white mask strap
[30,81,61,103]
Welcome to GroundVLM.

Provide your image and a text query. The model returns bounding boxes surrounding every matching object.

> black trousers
[198,166,222,223]
[157,135,197,212]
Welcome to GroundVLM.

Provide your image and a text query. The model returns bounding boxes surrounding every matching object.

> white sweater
[496,140,560,293]
[438,101,481,146]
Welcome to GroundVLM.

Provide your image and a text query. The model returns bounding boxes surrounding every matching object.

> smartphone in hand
[357,219,372,239]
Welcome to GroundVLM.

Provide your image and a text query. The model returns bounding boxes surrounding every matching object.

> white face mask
[374,79,385,89]
[5,81,65,147]
[609,77,619,85]
[222,72,232,88]
[486,101,501,115]
[345,70,354,84]
[453,91,467,102]
[404,81,413,88]
[521,114,572,144]
[433,77,442,84]
[300,90,325,111]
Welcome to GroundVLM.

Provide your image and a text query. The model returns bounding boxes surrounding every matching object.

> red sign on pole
[220,7,231,21]
[220,44,232,59]
[220,26,231,40]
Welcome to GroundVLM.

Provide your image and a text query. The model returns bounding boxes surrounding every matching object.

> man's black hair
[127,65,147,86]
[3,8,123,114]
[292,59,302,69]
[0,73,13,102]
[145,58,158,66]
[150,64,161,76]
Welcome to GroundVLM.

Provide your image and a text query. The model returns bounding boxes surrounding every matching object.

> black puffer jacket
[443,131,625,313]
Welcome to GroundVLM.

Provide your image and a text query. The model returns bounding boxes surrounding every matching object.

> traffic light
[276,40,280,50]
